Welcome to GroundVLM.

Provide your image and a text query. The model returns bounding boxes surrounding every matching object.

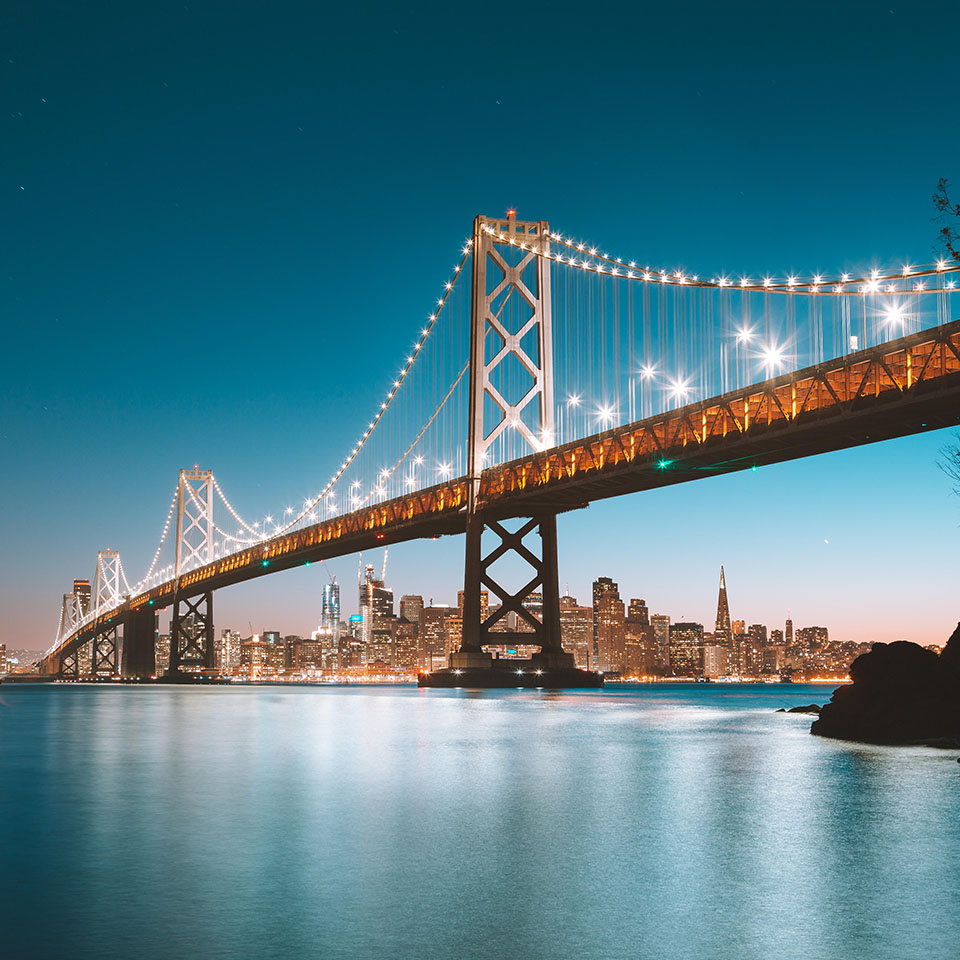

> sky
[2,0,960,650]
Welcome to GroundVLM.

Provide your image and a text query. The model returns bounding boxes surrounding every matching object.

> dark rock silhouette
[811,623,960,747]
[776,704,822,714]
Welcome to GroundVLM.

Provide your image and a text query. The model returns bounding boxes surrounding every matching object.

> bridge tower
[91,549,124,676]
[169,468,215,675]
[452,212,578,676]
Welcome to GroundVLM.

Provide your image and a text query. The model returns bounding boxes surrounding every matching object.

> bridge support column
[122,607,157,679]
[453,511,575,670]
[59,648,80,680]
[168,591,214,676]
[92,623,121,677]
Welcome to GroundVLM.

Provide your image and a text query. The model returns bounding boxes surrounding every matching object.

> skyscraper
[559,594,593,670]
[593,578,625,674]
[650,614,671,674]
[669,622,704,677]
[359,563,393,646]
[714,566,732,649]
[73,579,91,616]
[321,581,341,644]
[592,577,620,670]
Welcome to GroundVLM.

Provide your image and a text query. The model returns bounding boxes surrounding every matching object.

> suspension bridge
[39,212,960,683]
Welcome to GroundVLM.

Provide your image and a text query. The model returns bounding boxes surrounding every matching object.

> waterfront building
[215,629,240,674]
[624,599,653,676]
[669,622,704,677]
[559,594,593,669]
[444,615,462,657]
[592,577,619,669]
[420,603,456,671]
[155,634,170,675]
[394,618,419,672]
[0,643,6,677]
[596,594,626,674]
[650,614,671,674]
[703,643,729,678]
[240,636,270,679]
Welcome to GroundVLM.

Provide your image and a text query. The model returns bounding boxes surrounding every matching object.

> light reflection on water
[1,683,957,960]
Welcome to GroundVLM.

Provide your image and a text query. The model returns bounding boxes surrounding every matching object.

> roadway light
[567,394,581,407]
[668,378,691,401]
[597,404,615,426]
[760,344,786,372]
[883,303,906,327]
[640,365,656,380]
[736,326,754,344]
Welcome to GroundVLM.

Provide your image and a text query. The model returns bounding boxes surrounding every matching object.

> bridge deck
[42,319,960,672]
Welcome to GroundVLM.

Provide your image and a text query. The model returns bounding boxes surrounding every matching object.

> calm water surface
[1,683,958,959]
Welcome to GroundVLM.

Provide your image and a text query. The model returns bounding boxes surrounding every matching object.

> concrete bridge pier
[122,607,157,679]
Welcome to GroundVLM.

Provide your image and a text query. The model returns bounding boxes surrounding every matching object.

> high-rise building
[457,589,489,624]
[593,579,625,674]
[321,581,341,644]
[624,600,653,676]
[703,643,729,678]
[592,577,621,671]
[73,579,92,616]
[420,604,456,671]
[669,622,704,677]
[714,566,732,648]
[394,618,419,672]
[559,594,593,670]
[627,598,649,627]
[0,644,7,677]
[743,624,768,676]
[796,626,829,650]
[650,614,671,674]
[400,595,424,625]
[785,618,794,645]
[216,629,240,674]
[359,564,394,646]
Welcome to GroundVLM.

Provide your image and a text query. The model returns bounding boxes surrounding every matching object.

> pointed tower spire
[715,565,732,646]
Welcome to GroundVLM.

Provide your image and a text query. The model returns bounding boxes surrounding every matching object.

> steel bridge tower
[169,468,215,675]
[451,212,579,676]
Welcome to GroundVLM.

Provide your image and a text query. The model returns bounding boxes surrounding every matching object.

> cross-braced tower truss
[455,213,575,672]
[91,550,125,676]
[175,468,214,577]
[467,213,554,494]
[59,592,82,644]
[93,550,124,616]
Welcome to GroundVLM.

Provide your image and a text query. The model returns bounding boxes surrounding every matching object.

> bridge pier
[92,622,121,677]
[59,648,79,680]
[122,607,157,678]
[168,591,214,677]
[422,511,600,688]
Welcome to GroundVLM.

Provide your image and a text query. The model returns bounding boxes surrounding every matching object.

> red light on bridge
[506,208,516,218]
[376,534,384,540]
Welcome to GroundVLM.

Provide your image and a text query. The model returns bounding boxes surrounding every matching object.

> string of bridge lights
[480,222,960,294]
[129,489,179,594]
[162,245,474,555]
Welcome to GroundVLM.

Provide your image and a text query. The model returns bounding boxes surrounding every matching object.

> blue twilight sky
[2,0,959,650]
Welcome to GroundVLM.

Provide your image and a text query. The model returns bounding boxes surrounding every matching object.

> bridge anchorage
[421,213,602,688]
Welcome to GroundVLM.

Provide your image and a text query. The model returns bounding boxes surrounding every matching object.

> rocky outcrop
[776,704,822,714]
[811,624,960,747]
